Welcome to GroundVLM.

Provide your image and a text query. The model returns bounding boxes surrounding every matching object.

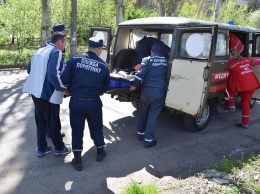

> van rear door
[90,27,112,63]
[251,33,260,100]
[165,25,218,117]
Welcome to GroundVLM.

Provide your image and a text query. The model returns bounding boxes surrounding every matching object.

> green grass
[122,180,158,194]
[0,48,34,66]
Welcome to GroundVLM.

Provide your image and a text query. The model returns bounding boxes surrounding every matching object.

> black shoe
[136,134,144,141]
[72,157,82,171]
[96,147,106,162]
[72,152,82,171]
[144,140,157,148]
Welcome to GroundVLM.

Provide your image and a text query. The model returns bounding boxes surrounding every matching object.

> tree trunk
[115,0,123,25]
[158,0,165,16]
[173,0,180,16]
[134,0,141,8]
[214,0,222,22]
[70,0,77,57]
[41,0,50,47]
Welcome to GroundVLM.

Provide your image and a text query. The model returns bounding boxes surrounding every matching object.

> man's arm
[47,50,66,91]
[133,57,149,87]
[102,67,110,93]
[27,61,31,74]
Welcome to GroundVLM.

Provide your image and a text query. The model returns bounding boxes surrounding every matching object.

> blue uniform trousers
[32,95,64,151]
[137,87,165,141]
[69,97,105,152]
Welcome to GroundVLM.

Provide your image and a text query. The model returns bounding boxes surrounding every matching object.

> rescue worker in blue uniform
[135,37,170,70]
[61,37,110,171]
[130,44,168,148]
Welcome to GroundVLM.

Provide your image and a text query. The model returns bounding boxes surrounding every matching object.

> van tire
[183,101,213,132]
[114,49,137,69]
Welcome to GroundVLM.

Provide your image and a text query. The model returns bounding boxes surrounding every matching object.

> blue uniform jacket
[61,51,110,98]
[134,54,168,90]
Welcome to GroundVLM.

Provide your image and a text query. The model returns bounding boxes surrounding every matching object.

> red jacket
[229,32,244,53]
[227,57,260,93]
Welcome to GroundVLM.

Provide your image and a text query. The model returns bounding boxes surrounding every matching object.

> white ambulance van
[91,17,260,132]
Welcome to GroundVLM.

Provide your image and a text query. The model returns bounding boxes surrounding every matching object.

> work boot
[72,151,82,171]
[136,133,144,141]
[96,147,106,162]
[144,140,157,148]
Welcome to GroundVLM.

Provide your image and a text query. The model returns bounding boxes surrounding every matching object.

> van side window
[161,33,172,47]
[179,32,227,59]
[179,32,211,59]
[216,33,227,56]
[256,36,260,55]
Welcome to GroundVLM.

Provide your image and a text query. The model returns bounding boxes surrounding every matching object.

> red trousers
[226,89,256,125]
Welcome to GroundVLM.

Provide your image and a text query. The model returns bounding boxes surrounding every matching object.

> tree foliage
[0,0,258,47]
[248,10,260,28]
[124,2,157,20]
[178,0,208,20]
[217,0,251,27]
[0,0,41,45]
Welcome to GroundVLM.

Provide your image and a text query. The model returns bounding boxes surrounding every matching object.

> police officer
[61,37,110,171]
[130,44,168,148]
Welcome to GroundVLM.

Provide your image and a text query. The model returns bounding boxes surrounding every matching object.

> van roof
[118,17,260,33]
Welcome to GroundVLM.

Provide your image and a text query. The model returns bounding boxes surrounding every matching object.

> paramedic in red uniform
[130,44,168,148]
[61,37,110,171]
[225,48,260,129]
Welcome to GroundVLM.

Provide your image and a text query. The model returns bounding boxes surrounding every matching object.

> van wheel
[183,101,213,132]
[114,49,137,69]
[250,99,256,109]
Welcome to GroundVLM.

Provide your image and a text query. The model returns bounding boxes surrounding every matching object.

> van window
[216,34,227,56]
[179,32,227,59]
[256,36,260,55]
[161,33,172,47]
[179,32,211,59]
[131,29,158,48]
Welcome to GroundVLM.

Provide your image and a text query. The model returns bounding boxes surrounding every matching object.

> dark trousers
[69,97,105,152]
[137,87,165,141]
[32,95,64,151]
